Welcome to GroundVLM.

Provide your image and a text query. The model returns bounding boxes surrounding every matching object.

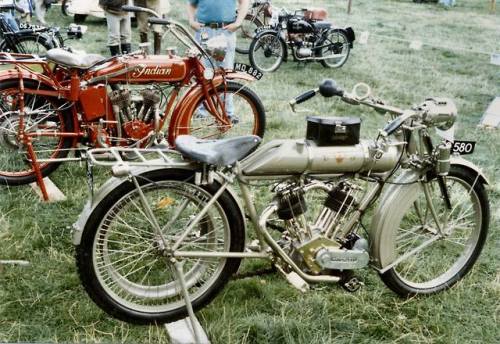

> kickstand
[168,259,210,344]
[25,139,49,201]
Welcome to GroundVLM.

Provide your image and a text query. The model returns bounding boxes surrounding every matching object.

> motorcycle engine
[108,87,161,142]
[271,180,369,274]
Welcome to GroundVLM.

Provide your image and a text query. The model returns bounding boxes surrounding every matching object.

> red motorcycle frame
[0,14,265,199]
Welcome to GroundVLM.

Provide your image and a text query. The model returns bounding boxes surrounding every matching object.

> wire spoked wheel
[76,170,245,324]
[319,30,350,68]
[171,81,265,143]
[0,34,54,57]
[0,80,73,185]
[236,14,263,54]
[249,31,286,73]
[381,166,489,296]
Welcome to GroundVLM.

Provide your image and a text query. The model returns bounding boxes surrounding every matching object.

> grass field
[0,0,499,343]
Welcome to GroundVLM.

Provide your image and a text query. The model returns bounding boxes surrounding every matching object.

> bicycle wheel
[319,30,350,68]
[379,166,489,296]
[236,14,263,55]
[249,31,286,73]
[61,0,71,16]
[0,79,74,185]
[0,34,55,56]
[76,169,245,324]
[170,81,265,143]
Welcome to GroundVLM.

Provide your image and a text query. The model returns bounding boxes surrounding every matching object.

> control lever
[380,110,416,137]
[289,88,318,112]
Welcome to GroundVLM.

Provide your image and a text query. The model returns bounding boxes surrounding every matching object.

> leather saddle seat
[175,135,262,166]
[313,21,332,30]
[46,48,106,69]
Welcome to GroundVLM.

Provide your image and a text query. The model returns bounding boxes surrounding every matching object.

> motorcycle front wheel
[169,81,266,143]
[249,31,286,73]
[379,166,489,296]
[75,169,245,324]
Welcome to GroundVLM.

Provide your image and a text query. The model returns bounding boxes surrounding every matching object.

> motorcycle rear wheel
[379,166,489,296]
[319,30,350,69]
[75,169,245,324]
[0,34,55,57]
[0,79,74,186]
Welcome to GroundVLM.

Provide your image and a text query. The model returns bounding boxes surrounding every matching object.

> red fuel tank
[91,55,188,84]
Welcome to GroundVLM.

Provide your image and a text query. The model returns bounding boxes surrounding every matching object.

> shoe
[153,32,161,55]
[109,45,120,56]
[121,43,132,55]
[228,115,239,125]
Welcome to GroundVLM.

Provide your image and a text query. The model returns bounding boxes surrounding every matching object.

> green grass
[1,0,499,342]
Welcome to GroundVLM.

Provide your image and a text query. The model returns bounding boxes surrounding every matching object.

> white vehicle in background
[61,0,105,23]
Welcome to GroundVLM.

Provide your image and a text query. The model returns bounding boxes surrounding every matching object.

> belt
[202,21,235,29]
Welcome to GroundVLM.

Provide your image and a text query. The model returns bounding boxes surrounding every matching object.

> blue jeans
[2,12,19,32]
[195,27,236,118]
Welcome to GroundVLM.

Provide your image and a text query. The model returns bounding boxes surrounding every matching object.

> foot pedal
[341,274,364,292]
[276,265,309,292]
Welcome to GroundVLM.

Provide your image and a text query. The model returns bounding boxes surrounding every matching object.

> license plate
[255,25,272,33]
[233,63,263,80]
[451,140,476,155]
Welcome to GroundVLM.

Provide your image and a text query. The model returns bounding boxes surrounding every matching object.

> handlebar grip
[148,17,170,25]
[292,89,317,105]
[121,5,146,13]
[382,116,406,136]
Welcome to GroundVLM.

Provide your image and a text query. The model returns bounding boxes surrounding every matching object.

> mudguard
[72,165,246,245]
[0,68,59,92]
[331,27,355,48]
[167,73,255,145]
[370,160,488,270]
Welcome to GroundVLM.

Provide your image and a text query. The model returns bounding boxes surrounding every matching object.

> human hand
[190,20,203,31]
[223,22,240,32]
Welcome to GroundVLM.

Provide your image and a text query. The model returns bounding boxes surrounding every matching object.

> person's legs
[146,0,163,54]
[33,0,46,25]
[4,12,19,32]
[119,14,132,54]
[106,12,121,55]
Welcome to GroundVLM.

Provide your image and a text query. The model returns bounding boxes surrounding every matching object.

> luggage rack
[86,146,189,168]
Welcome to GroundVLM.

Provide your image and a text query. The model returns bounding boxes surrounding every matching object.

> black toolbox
[306,116,361,146]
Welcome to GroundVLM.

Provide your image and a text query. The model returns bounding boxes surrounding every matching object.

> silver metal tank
[241,139,400,176]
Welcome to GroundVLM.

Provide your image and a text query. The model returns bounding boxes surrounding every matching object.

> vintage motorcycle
[236,0,273,54]
[73,79,489,325]
[0,7,265,188]
[249,7,355,72]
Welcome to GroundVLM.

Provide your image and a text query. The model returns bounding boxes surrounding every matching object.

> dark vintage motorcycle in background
[72,79,489,325]
[248,7,355,72]
[0,7,265,193]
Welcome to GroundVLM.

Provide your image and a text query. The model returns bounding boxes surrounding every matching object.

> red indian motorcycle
[0,6,266,190]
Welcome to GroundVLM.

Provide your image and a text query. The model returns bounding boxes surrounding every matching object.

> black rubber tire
[0,34,55,56]
[74,14,88,24]
[319,30,350,69]
[249,31,286,73]
[172,81,266,141]
[0,79,74,186]
[235,14,264,55]
[75,169,246,325]
[380,166,490,296]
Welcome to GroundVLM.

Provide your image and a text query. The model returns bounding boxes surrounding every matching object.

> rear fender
[72,166,246,245]
[0,69,60,95]
[331,27,355,48]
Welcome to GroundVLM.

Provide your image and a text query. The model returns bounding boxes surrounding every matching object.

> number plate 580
[451,140,476,155]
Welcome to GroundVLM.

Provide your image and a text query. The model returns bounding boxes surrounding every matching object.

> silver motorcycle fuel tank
[240,139,400,176]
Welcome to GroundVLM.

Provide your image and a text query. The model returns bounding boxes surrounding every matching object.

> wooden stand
[30,177,67,202]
